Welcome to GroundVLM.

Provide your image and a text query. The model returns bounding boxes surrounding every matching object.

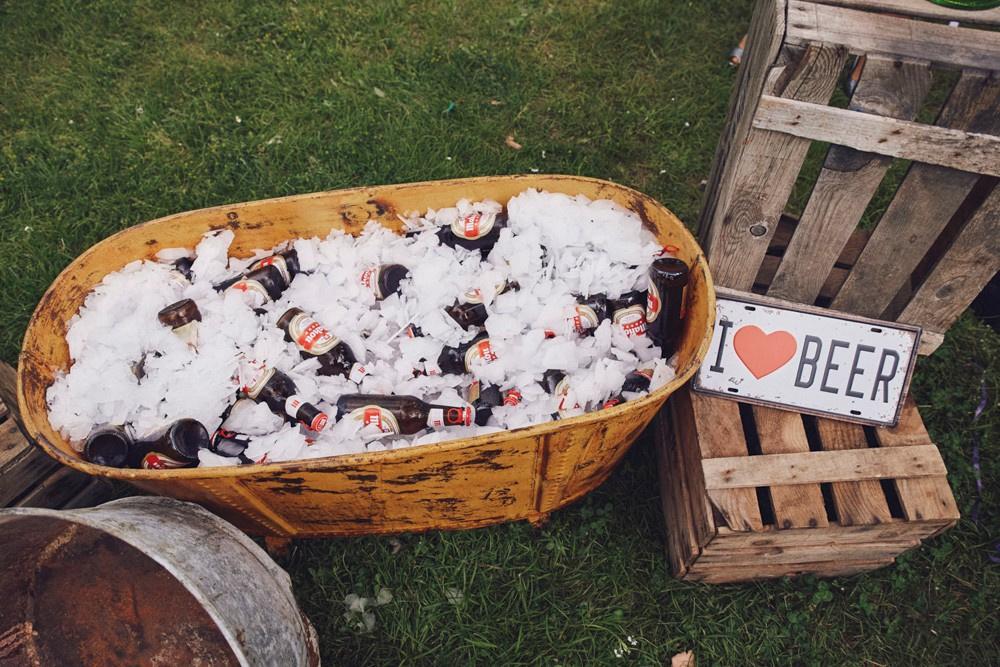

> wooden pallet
[657,0,995,582]
[0,362,112,510]
[658,390,958,583]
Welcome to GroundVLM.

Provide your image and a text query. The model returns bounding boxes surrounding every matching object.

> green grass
[2,1,998,664]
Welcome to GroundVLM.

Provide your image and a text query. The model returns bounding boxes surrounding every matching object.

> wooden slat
[899,186,1000,332]
[833,71,1000,319]
[715,519,948,548]
[815,418,892,525]
[704,43,849,289]
[0,362,16,425]
[752,407,829,528]
[756,256,849,300]
[768,215,871,268]
[698,0,787,240]
[656,410,701,577]
[685,557,894,583]
[767,57,930,304]
[812,0,1000,25]
[703,444,947,489]
[787,0,1000,71]
[60,478,115,510]
[0,419,61,506]
[876,396,961,523]
[667,390,718,549]
[690,392,763,532]
[14,467,96,509]
[697,540,914,566]
[754,96,1000,178]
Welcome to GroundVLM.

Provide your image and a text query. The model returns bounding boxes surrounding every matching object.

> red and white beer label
[426,406,473,428]
[553,377,581,417]
[463,279,506,304]
[464,338,498,371]
[252,255,291,285]
[451,211,497,241]
[350,406,400,435]
[636,368,655,381]
[602,396,623,409]
[287,312,339,355]
[348,362,369,384]
[285,394,306,419]
[503,389,522,406]
[613,305,647,337]
[228,278,271,304]
[646,282,661,323]
[359,266,386,299]
[241,363,275,399]
[568,304,600,334]
[173,320,199,349]
[141,452,189,469]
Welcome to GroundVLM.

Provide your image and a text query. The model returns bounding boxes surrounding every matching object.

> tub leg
[265,535,292,558]
[528,512,551,529]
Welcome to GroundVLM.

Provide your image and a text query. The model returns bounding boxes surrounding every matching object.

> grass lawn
[2,1,998,664]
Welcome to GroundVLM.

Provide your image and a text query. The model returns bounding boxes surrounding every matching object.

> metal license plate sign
[693,288,921,427]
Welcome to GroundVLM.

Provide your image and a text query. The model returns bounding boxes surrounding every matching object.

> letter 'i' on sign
[693,288,921,427]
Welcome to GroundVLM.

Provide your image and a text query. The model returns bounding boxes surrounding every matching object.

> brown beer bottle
[437,209,508,255]
[465,380,504,426]
[602,368,654,408]
[240,363,329,432]
[646,257,689,358]
[335,394,473,435]
[83,425,133,468]
[445,280,517,330]
[566,294,609,335]
[158,298,202,348]
[359,264,410,300]
[540,369,581,418]
[437,331,498,375]
[215,264,288,303]
[609,290,648,338]
[129,418,210,469]
[249,248,302,286]
[210,428,254,463]
[276,307,358,378]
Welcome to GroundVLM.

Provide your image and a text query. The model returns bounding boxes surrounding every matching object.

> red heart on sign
[733,325,798,379]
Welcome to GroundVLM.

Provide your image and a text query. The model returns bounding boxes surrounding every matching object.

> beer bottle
[438,209,508,255]
[158,298,202,349]
[445,280,517,330]
[276,307,358,378]
[437,331,498,375]
[172,256,195,281]
[215,264,288,303]
[466,380,503,426]
[240,362,329,432]
[602,368,654,408]
[359,264,410,300]
[403,323,423,338]
[335,394,473,435]
[646,257,689,358]
[249,248,301,286]
[609,290,648,338]
[210,427,254,463]
[130,418,209,469]
[539,369,582,418]
[566,293,609,335]
[83,425,133,468]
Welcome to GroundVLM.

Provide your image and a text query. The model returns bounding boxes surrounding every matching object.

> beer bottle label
[568,304,600,334]
[451,211,497,241]
[467,380,482,404]
[553,377,581,417]
[463,279,507,304]
[463,338,498,371]
[426,406,473,428]
[348,362,369,384]
[227,278,271,304]
[141,451,190,469]
[503,389,522,406]
[241,364,275,400]
[172,320,199,349]
[646,282,661,323]
[285,394,307,420]
[349,406,400,435]
[636,368,654,381]
[287,312,339,355]
[359,266,384,299]
[612,305,647,337]
[251,255,291,285]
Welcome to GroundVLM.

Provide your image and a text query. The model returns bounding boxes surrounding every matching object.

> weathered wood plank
[898,186,1000,333]
[60,478,115,510]
[0,362,18,427]
[756,256,849,301]
[14,467,96,509]
[767,57,930,304]
[753,96,1000,178]
[690,391,763,532]
[667,389,718,550]
[876,396,961,523]
[768,216,871,268]
[697,540,914,566]
[656,410,701,577]
[0,420,61,506]
[812,0,1000,24]
[815,418,893,525]
[686,557,894,583]
[787,0,1000,71]
[715,519,949,548]
[833,71,1000,319]
[703,43,848,289]
[698,0,787,239]
[752,407,830,528]
[703,444,947,489]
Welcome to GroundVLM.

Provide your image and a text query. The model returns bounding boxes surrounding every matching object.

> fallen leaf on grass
[672,650,695,667]
[505,134,523,150]
[489,99,503,106]
[373,86,386,98]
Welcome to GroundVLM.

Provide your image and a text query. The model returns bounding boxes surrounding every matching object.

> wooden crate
[658,391,958,583]
[0,362,112,510]
[657,0,997,582]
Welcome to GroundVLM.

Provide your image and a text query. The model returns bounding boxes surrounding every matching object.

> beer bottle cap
[158,299,202,329]
[650,257,690,283]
